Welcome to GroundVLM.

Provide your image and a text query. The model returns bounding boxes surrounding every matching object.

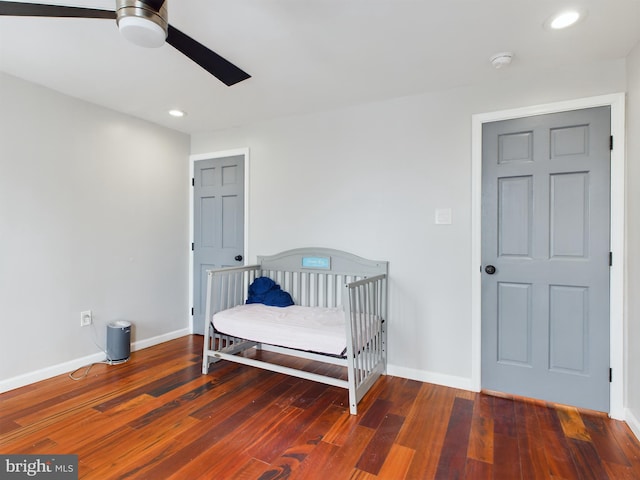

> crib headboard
[257,247,388,308]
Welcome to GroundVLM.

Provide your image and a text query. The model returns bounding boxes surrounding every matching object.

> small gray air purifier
[106,320,131,362]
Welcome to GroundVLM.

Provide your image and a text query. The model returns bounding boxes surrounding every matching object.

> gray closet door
[193,155,245,335]
[481,107,611,412]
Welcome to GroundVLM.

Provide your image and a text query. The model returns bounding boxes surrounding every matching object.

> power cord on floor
[68,320,130,380]
[68,357,130,381]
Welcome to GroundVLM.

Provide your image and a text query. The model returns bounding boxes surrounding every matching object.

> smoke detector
[490,52,513,69]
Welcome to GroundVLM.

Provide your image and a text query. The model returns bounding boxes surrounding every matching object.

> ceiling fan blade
[139,0,165,11]
[166,24,250,87]
[0,1,115,19]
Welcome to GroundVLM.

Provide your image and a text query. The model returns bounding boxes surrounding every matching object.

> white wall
[0,73,190,389]
[625,44,640,435]
[192,59,627,388]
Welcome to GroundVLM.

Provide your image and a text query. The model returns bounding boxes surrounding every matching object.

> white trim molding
[471,93,626,420]
[0,328,190,394]
[626,408,640,442]
[189,148,250,334]
[387,364,475,392]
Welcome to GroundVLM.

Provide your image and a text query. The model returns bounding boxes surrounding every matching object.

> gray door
[481,107,611,412]
[193,155,245,334]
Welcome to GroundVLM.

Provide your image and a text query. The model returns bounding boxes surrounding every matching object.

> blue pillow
[246,277,294,307]
[247,277,277,300]
[263,288,294,307]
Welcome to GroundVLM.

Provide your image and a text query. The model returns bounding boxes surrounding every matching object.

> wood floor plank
[91,360,201,413]
[581,413,632,467]
[377,376,422,418]
[288,440,340,480]
[556,405,592,441]
[603,459,640,480]
[296,425,374,479]
[396,381,455,449]
[567,437,610,480]
[464,458,493,479]
[322,408,362,446]
[188,366,280,421]
[375,441,415,479]
[244,400,344,477]
[81,416,199,479]
[254,431,321,479]
[348,468,377,479]
[219,457,272,480]
[467,394,494,464]
[493,432,522,479]
[534,402,582,479]
[247,385,345,465]
[400,383,456,480]
[608,419,640,470]
[356,412,405,475]
[515,398,552,480]
[358,398,393,429]
[172,406,304,480]
[2,335,640,480]
[434,397,474,479]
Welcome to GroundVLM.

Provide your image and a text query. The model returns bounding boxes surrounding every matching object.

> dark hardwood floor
[1,335,640,479]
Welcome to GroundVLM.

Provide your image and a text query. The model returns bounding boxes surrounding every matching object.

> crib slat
[303,272,309,305]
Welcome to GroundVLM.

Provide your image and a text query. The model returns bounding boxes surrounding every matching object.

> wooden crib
[201,247,388,415]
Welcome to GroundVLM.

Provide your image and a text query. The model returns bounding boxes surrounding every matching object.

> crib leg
[202,323,211,374]
[348,374,358,415]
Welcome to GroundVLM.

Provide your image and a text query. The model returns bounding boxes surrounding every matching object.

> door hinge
[610,136,614,151]
[609,251,613,266]
[610,368,613,383]
[191,307,194,316]
[191,178,195,186]
[191,242,195,251]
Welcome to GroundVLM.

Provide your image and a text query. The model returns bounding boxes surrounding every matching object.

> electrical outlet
[80,310,92,327]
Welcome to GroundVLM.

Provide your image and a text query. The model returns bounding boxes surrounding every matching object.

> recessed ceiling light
[546,9,585,30]
[168,109,186,118]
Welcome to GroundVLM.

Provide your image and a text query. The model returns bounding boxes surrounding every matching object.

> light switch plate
[435,208,452,225]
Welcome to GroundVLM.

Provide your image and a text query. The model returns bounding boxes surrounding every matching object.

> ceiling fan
[0,0,251,86]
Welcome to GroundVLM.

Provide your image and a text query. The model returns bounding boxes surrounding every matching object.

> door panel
[193,155,245,335]
[481,107,610,412]
[549,285,588,373]
[498,176,533,257]
[497,282,532,366]
[550,172,589,258]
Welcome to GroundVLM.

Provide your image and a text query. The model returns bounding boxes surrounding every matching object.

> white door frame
[189,148,250,334]
[471,93,625,419]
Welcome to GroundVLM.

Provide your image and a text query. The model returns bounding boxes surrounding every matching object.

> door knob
[484,265,496,275]
[234,255,243,262]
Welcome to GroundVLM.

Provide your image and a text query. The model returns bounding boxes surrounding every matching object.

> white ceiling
[1,0,640,134]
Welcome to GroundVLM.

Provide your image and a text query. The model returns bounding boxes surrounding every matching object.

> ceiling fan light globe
[118,16,166,48]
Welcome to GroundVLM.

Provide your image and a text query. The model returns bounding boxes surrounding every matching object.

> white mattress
[212,304,346,356]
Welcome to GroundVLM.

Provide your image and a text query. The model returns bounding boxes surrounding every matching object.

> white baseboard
[625,407,640,442]
[131,328,190,352]
[0,328,190,394]
[386,364,475,392]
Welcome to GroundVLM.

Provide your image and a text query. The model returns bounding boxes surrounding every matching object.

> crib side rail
[344,274,387,356]
[203,265,261,374]
[343,273,388,413]
[206,265,261,315]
